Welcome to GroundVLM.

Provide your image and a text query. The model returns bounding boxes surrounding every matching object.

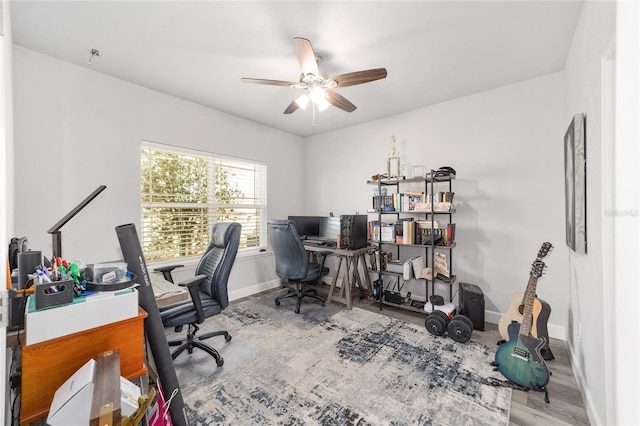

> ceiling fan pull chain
[312,102,317,128]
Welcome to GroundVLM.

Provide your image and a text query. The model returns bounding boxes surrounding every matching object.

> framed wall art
[564,113,587,254]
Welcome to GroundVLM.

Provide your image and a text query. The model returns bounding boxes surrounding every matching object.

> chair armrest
[178,274,208,323]
[153,264,185,284]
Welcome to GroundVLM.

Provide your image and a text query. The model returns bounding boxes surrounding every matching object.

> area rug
[169,293,511,425]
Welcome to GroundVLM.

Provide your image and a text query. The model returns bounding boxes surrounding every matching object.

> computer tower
[339,215,367,249]
[459,282,485,330]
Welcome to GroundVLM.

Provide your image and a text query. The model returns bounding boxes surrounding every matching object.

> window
[140,141,267,262]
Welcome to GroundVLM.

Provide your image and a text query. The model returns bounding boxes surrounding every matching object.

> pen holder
[35,280,73,310]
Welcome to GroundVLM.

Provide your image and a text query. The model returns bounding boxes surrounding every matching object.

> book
[411,256,424,279]
[381,224,395,242]
[395,221,404,244]
[403,259,413,280]
[434,252,450,277]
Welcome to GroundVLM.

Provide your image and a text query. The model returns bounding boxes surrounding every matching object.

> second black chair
[268,219,329,314]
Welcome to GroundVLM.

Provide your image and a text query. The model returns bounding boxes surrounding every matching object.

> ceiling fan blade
[294,37,319,77]
[241,78,296,87]
[283,97,302,114]
[326,90,357,113]
[331,68,388,87]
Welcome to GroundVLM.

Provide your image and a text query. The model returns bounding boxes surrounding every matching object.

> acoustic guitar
[495,260,550,390]
[498,243,553,359]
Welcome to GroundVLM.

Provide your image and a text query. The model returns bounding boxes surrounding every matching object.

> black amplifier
[459,282,485,330]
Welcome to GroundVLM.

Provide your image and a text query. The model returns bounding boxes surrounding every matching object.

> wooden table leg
[361,254,373,296]
[344,257,354,310]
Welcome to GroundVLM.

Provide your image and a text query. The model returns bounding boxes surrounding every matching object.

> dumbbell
[425,311,474,343]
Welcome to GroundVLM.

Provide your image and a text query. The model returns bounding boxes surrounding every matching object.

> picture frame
[564,113,587,254]
[387,156,401,179]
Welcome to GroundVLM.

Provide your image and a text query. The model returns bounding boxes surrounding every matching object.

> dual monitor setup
[288,215,368,250]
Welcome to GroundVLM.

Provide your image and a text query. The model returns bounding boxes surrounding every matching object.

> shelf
[370,241,456,249]
[377,270,457,286]
[381,299,427,314]
[367,175,455,186]
[368,170,457,308]
[368,209,456,215]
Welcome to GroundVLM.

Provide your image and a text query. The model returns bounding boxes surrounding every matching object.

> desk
[20,307,148,425]
[150,273,190,308]
[304,245,372,309]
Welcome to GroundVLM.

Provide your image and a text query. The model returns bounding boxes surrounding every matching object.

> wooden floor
[256,286,591,426]
[353,297,590,426]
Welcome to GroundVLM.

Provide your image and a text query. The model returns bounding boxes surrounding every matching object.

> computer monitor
[319,217,340,241]
[287,216,321,238]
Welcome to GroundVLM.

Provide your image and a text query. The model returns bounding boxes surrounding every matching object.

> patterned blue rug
[169,293,511,425]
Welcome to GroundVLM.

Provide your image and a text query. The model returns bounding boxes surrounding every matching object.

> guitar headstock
[530,260,546,279]
[537,242,554,260]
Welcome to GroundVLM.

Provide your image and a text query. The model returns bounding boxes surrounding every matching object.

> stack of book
[368,219,456,247]
[386,260,404,274]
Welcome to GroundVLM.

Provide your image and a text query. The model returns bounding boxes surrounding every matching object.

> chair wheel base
[275,286,326,314]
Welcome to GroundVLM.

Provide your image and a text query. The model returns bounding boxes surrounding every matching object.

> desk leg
[360,254,374,295]
[341,257,352,310]
[326,256,343,305]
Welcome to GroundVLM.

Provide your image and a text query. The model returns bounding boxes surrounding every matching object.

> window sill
[146,248,271,270]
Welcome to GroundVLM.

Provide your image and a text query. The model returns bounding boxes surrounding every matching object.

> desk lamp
[47,185,106,260]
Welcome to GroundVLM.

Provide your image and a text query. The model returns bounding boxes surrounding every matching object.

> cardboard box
[47,359,141,425]
[25,288,138,345]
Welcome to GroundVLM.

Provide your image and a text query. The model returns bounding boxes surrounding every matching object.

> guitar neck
[519,276,539,337]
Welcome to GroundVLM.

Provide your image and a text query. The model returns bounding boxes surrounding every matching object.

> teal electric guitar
[494,260,550,390]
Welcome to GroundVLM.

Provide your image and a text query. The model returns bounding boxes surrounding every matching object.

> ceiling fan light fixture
[316,97,331,111]
[295,94,310,110]
[310,86,326,103]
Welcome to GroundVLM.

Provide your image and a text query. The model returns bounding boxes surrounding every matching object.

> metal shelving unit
[367,171,456,314]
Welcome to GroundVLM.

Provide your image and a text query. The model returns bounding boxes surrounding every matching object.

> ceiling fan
[241,37,388,114]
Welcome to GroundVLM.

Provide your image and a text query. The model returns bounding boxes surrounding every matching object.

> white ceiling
[10,1,583,137]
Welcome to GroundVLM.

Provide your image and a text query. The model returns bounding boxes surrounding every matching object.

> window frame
[140,141,267,264]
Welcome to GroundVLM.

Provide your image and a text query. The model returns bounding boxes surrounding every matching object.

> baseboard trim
[566,340,600,426]
[229,279,281,302]
[485,309,566,341]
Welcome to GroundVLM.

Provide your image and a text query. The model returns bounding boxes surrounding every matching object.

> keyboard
[304,239,326,246]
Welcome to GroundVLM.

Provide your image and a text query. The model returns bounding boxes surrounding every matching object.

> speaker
[459,282,485,330]
[17,250,42,290]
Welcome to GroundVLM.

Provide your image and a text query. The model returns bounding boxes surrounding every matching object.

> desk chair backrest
[268,219,309,283]
[195,222,241,308]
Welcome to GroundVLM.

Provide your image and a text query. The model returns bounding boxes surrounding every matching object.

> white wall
[11,46,304,295]
[563,1,616,424]
[305,72,569,338]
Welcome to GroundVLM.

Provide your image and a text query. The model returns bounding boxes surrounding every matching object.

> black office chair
[268,219,330,314]
[156,222,241,367]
